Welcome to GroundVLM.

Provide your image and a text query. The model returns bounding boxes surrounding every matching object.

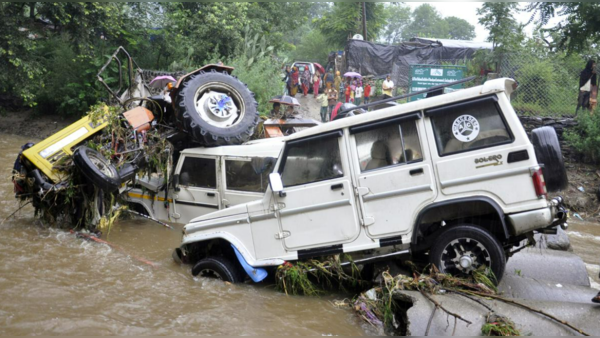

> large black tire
[73,146,121,192]
[430,224,506,284]
[191,256,244,283]
[531,126,568,192]
[175,71,258,146]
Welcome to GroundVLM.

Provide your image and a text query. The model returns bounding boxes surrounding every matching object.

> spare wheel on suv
[530,126,568,192]
[175,71,258,146]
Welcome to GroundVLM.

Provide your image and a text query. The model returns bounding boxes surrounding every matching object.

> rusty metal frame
[97,46,144,107]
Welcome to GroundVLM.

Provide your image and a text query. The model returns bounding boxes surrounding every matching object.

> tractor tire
[175,71,258,146]
[531,127,568,192]
[73,146,121,193]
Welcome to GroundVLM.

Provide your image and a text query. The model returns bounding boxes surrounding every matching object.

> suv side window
[179,157,216,188]
[280,132,343,187]
[429,96,512,156]
[354,119,423,172]
[225,158,273,193]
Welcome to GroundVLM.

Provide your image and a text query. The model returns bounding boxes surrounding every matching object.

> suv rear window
[225,159,273,193]
[429,96,512,156]
[354,120,423,172]
[179,157,216,189]
[279,132,343,187]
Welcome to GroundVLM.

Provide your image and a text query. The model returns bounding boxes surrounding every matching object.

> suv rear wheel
[429,224,505,284]
[191,256,244,283]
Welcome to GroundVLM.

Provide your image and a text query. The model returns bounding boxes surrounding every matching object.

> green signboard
[409,64,466,101]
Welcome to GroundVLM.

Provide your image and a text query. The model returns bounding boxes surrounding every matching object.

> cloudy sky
[405,2,565,42]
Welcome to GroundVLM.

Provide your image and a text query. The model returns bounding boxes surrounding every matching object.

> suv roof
[181,137,283,157]
[285,78,516,143]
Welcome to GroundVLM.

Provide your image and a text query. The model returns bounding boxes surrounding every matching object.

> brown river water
[1,131,599,335]
[0,133,373,335]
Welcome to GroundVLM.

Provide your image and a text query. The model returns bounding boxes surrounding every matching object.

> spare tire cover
[530,127,568,192]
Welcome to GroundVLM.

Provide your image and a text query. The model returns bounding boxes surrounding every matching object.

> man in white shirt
[355,85,364,105]
[382,75,394,99]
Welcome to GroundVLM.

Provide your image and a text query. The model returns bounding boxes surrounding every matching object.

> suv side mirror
[173,174,180,192]
[269,173,284,193]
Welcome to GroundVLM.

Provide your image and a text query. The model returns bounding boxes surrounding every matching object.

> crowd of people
[282,65,395,123]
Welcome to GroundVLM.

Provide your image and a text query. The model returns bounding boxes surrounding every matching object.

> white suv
[173,78,568,283]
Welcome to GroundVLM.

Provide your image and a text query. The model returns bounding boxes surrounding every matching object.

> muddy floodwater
[2,132,600,335]
[0,133,372,335]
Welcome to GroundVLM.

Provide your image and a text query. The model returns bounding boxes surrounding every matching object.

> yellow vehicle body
[23,115,108,183]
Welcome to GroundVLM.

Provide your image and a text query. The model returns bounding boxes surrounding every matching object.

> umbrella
[313,62,325,74]
[268,95,300,106]
[149,75,177,89]
[344,71,362,78]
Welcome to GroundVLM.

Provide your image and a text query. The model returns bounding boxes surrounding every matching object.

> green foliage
[481,314,521,336]
[477,3,524,52]
[445,17,476,41]
[286,29,329,65]
[379,3,412,45]
[403,4,448,40]
[314,2,387,46]
[565,112,600,163]
[525,2,600,53]
[228,55,283,116]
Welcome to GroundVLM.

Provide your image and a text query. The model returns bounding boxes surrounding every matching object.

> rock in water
[545,227,571,251]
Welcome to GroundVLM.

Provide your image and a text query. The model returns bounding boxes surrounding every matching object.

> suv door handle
[207,192,216,197]
[409,168,424,176]
[331,183,343,190]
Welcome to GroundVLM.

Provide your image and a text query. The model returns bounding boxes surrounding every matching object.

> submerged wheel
[175,71,258,146]
[430,224,505,284]
[191,256,244,283]
[73,146,121,192]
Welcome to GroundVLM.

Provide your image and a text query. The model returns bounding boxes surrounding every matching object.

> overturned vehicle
[11,47,280,228]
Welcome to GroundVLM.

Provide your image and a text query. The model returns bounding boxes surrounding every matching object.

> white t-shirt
[355,86,363,98]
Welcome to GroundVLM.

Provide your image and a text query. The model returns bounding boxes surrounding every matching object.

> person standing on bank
[334,71,342,102]
[325,84,338,118]
[301,67,311,97]
[382,75,394,99]
[576,60,597,114]
[364,81,371,105]
[355,83,363,106]
[313,70,321,98]
[283,65,292,95]
[290,67,299,97]
[317,91,329,123]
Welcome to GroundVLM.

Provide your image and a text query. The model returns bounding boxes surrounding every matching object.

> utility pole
[362,2,368,41]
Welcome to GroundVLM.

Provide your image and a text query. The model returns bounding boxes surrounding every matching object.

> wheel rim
[193,82,245,128]
[439,237,491,275]
[197,268,223,280]
[89,153,115,178]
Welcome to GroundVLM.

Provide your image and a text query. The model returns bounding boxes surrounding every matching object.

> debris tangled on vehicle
[275,255,371,296]
[12,103,171,232]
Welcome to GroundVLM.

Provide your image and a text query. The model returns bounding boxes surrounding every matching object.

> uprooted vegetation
[276,257,590,336]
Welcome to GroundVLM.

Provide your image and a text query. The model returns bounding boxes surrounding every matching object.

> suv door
[221,156,275,207]
[275,130,360,250]
[349,113,436,238]
[173,156,220,223]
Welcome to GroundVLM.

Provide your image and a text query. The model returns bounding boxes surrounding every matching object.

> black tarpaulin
[345,38,492,90]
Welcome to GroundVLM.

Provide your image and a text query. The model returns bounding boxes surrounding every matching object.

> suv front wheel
[191,256,244,283]
[429,224,505,284]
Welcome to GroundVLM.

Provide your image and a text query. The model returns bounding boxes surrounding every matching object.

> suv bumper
[507,197,568,236]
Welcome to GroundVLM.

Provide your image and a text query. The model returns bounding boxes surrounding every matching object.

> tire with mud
[531,126,568,192]
[191,256,244,283]
[175,71,258,146]
[73,146,121,192]
[429,224,505,285]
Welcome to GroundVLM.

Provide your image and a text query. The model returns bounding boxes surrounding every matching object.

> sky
[405,2,565,42]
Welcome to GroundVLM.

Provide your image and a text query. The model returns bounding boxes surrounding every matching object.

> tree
[477,3,523,51]
[525,2,600,53]
[314,2,387,46]
[402,4,449,40]
[379,3,411,45]
[444,17,476,40]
